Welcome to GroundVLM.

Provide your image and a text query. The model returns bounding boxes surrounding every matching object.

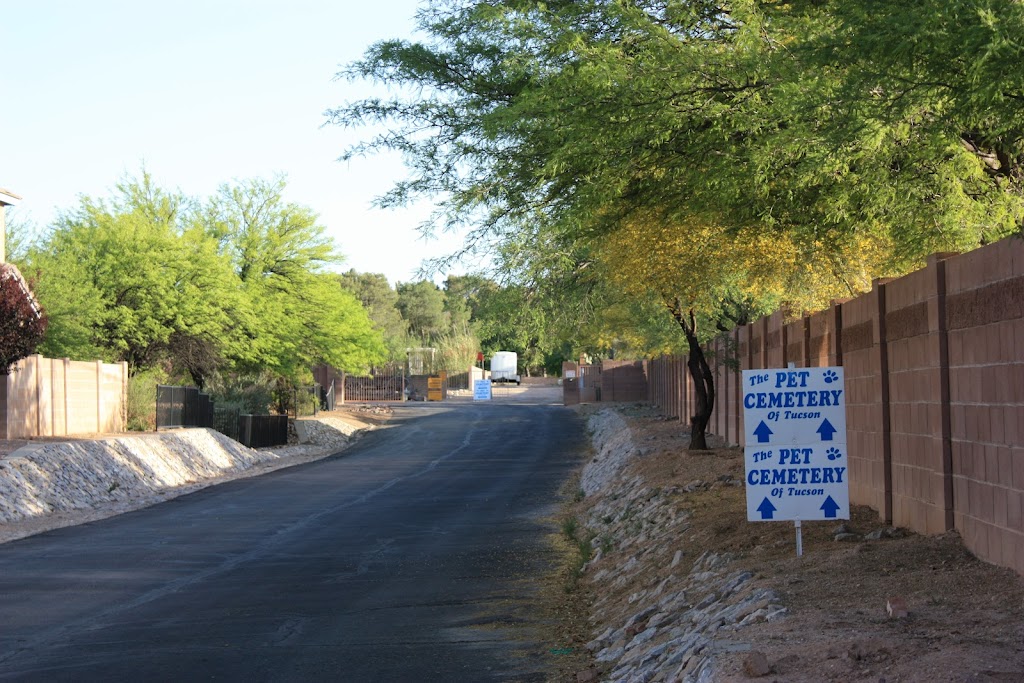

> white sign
[473,379,492,401]
[742,368,850,522]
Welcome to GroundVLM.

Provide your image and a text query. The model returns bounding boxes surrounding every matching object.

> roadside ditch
[557,406,786,683]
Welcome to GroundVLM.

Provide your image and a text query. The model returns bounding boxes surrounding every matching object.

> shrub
[205,372,275,415]
[0,265,47,374]
[126,368,166,431]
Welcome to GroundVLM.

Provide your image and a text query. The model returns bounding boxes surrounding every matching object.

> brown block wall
[712,337,726,440]
[884,259,954,534]
[732,328,742,445]
[704,331,744,447]
[945,239,1024,573]
[807,304,841,367]
[737,325,752,447]
[784,317,809,368]
[602,360,648,402]
[842,284,891,521]
[580,365,601,403]
[765,310,786,369]
[604,238,1024,574]
[749,320,765,370]
[562,361,580,405]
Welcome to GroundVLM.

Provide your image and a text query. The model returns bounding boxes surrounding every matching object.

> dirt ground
[547,405,1024,682]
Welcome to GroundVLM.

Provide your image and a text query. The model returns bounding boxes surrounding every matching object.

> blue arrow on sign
[820,495,841,518]
[817,418,837,441]
[753,421,774,443]
[757,497,778,520]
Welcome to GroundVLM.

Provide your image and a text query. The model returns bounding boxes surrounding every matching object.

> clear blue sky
[1,0,472,285]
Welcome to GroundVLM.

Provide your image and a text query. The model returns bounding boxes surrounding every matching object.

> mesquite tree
[332,0,1024,447]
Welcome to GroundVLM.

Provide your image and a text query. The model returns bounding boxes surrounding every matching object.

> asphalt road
[0,397,585,682]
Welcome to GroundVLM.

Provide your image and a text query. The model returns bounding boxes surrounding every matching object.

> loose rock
[742,651,771,677]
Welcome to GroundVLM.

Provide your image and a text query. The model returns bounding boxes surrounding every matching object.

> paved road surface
[0,397,584,682]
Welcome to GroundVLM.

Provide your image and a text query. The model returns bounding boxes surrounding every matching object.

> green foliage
[561,515,578,541]
[197,177,385,379]
[333,0,1024,360]
[126,367,166,431]
[339,270,410,361]
[434,329,479,373]
[27,173,236,373]
[3,207,39,266]
[205,371,275,415]
[21,171,386,393]
[395,280,448,343]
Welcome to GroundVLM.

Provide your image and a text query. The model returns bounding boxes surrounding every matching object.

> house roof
[0,188,22,206]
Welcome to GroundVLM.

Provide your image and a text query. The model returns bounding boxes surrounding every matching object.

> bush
[269,378,318,417]
[127,368,166,431]
[205,372,274,415]
[0,266,47,374]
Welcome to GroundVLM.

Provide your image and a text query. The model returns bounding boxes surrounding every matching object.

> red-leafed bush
[0,265,47,374]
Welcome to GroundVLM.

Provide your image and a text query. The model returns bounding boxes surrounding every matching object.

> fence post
[121,361,128,432]
[63,358,70,436]
[36,354,44,437]
[733,326,742,446]
[928,254,955,531]
[95,359,103,433]
[873,279,894,524]
[0,372,7,439]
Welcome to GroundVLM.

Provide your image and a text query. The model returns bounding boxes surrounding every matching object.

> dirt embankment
[0,407,386,545]
[558,404,1024,683]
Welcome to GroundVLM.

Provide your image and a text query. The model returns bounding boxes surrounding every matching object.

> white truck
[489,351,521,385]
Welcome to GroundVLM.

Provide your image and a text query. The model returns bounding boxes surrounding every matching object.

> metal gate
[342,367,406,402]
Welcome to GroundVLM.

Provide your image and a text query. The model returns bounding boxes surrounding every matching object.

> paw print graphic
[823,370,839,384]
[826,447,842,461]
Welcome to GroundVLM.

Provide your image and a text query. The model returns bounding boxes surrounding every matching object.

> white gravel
[0,416,369,544]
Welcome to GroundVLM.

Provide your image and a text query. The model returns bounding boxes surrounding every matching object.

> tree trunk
[666,301,715,451]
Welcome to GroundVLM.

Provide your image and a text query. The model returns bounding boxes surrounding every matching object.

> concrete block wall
[807,304,841,367]
[582,236,1023,574]
[765,310,786,369]
[712,337,727,441]
[784,316,809,368]
[645,355,693,426]
[602,360,648,403]
[841,285,890,521]
[697,236,1024,574]
[944,238,1024,572]
[883,257,955,535]
[731,327,742,445]
[3,355,127,439]
[737,325,751,448]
